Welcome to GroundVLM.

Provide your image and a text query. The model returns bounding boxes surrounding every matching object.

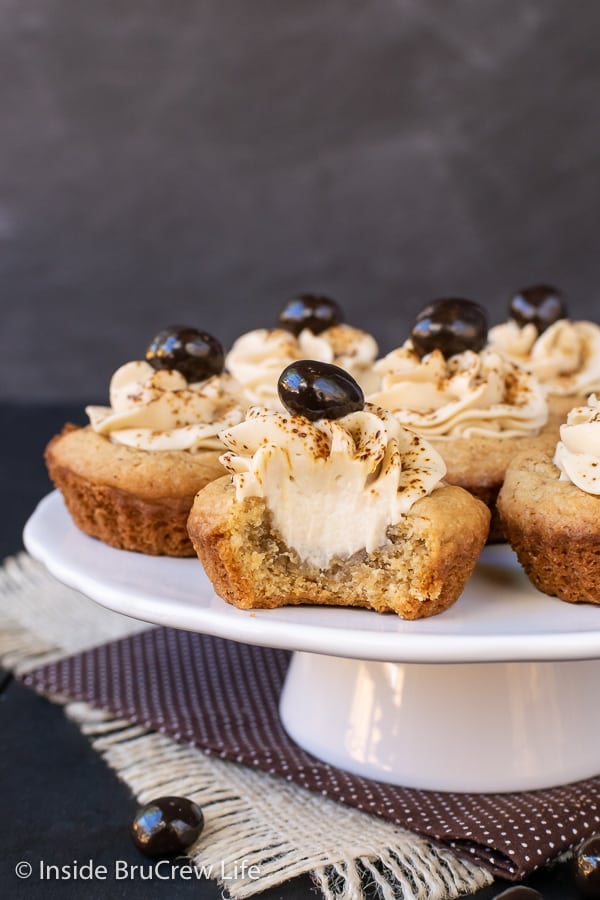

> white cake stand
[24,491,600,793]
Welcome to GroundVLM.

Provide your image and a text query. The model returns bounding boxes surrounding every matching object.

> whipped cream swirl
[86,360,244,452]
[368,347,548,438]
[225,325,379,409]
[554,394,600,494]
[298,324,379,392]
[488,319,600,397]
[225,330,299,408]
[219,403,446,568]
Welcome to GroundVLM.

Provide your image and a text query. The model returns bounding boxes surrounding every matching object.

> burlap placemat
[4,553,598,897]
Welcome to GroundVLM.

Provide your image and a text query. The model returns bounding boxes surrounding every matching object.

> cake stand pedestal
[24,492,600,794]
[280,652,600,792]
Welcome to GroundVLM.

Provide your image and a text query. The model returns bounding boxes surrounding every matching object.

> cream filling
[553,395,600,494]
[369,348,547,438]
[86,361,244,452]
[219,403,446,569]
[488,319,600,396]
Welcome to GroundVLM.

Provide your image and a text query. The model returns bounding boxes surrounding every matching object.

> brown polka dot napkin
[21,628,600,880]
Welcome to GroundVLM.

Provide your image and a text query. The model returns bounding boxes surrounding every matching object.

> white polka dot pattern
[22,628,600,881]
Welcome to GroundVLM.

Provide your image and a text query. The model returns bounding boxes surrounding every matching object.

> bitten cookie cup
[187,476,490,620]
[46,424,226,556]
[497,449,600,605]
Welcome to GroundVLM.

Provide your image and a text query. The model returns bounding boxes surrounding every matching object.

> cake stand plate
[24,491,600,793]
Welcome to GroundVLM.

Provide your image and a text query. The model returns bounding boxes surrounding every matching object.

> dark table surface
[0,402,582,898]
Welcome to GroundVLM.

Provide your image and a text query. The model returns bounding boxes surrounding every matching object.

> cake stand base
[279,651,600,793]
[24,494,600,795]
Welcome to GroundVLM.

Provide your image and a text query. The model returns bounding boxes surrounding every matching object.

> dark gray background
[2,0,599,401]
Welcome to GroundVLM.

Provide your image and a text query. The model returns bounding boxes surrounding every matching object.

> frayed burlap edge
[0,552,493,899]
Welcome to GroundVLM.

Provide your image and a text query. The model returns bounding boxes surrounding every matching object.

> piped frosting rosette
[226,325,379,409]
[488,319,600,397]
[368,347,548,439]
[218,403,446,568]
[553,394,600,494]
[86,360,244,452]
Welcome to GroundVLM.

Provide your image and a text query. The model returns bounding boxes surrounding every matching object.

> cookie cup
[430,430,558,542]
[46,424,226,556]
[497,449,600,604]
[187,476,490,620]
